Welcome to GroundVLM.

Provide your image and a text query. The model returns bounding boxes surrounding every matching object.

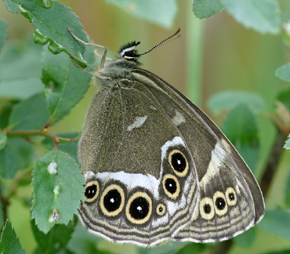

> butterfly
[68,28,265,247]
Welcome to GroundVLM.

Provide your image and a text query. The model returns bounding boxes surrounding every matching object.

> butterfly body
[76,34,265,246]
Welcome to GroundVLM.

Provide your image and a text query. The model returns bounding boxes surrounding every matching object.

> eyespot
[126,192,152,225]
[84,181,99,203]
[168,150,188,177]
[213,191,228,216]
[162,174,180,200]
[200,197,215,220]
[156,203,166,216]
[100,184,125,217]
[226,187,237,206]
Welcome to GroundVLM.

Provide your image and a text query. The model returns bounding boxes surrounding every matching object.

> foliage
[0,0,290,254]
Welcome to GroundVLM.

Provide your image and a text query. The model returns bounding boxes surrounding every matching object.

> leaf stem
[3,129,78,143]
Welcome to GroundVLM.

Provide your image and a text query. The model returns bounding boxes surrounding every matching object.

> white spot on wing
[127,115,148,131]
[200,143,226,186]
[171,110,186,126]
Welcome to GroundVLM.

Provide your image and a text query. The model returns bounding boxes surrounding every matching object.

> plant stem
[4,129,78,143]
[259,127,288,196]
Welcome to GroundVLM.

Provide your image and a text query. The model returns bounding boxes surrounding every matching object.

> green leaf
[0,40,43,100]
[0,100,16,129]
[221,0,281,34]
[7,0,87,64]
[3,0,22,13]
[31,217,77,254]
[276,87,290,111]
[0,220,26,254]
[233,227,256,248]
[262,250,290,254]
[0,132,7,150]
[0,137,33,179]
[285,134,290,149]
[176,243,207,254]
[193,0,224,19]
[31,150,85,233]
[258,209,290,241]
[41,132,79,161]
[8,93,50,130]
[0,20,8,53]
[207,91,266,115]
[67,221,103,254]
[222,103,260,173]
[106,0,178,28]
[276,63,290,83]
[42,45,93,124]
[140,242,188,254]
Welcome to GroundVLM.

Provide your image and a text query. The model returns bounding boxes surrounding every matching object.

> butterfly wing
[78,79,200,246]
[132,68,265,242]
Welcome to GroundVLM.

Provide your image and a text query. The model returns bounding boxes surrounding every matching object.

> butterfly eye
[226,187,237,206]
[126,192,152,225]
[200,197,215,220]
[156,203,166,216]
[162,174,180,199]
[213,191,228,216]
[168,150,188,177]
[84,181,100,202]
[100,184,125,217]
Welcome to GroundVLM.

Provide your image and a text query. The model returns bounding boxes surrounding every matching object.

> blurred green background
[1,0,290,253]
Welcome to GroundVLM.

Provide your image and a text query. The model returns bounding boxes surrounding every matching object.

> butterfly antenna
[137,28,181,56]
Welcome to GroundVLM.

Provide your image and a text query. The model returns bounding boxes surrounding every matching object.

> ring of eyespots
[100,184,125,217]
[213,191,228,216]
[162,174,180,200]
[156,203,166,216]
[168,150,188,177]
[126,192,152,225]
[84,180,100,203]
[226,187,237,206]
[200,197,215,220]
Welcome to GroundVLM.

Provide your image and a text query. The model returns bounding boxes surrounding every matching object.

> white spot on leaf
[127,115,148,131]
[49,209,59,223]
[47,162,57,174]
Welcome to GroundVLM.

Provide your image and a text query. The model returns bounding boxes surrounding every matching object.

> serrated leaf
[31,150,85,233]
[277,87,290,111]
[42,45,93,124]
[208,91,266,115]
[0,132,7,150]
[193,0,224,19]
[0,20,8,53]
[221,0,281,34]
[0,137,33,179]
[3,0,22,13]
[0,40,43,100]
[233,227,256,248]
[222,103,259,173]
[106,0,177,28]
[31,217,77,254]
[258,209,290,241]
[41,132,79,161]
[8,93,50,130]
[8,0,87,64]
[276,63,290,83]
[0,220,26,254]
[285,135,290,149]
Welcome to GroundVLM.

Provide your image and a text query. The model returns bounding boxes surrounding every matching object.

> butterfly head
[119,41,141,61]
